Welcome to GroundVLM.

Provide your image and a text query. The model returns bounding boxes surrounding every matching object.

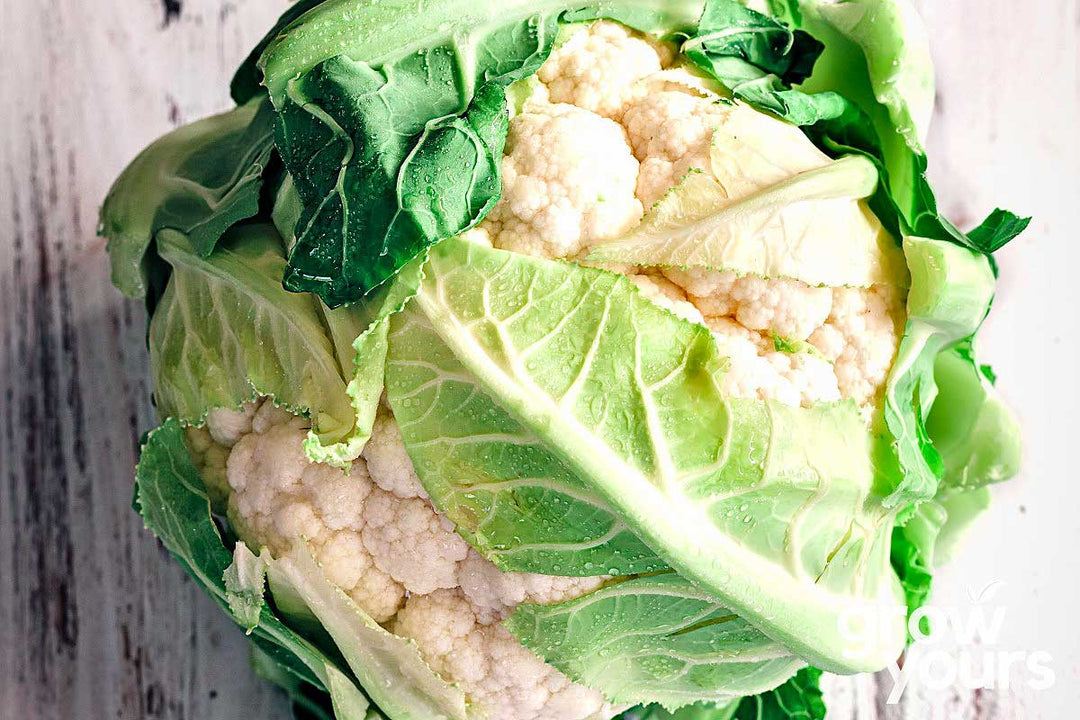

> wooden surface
[0,1,1075,718]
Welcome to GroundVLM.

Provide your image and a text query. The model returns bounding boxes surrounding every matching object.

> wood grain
[0,1,293,718]
[0,0,1074,718]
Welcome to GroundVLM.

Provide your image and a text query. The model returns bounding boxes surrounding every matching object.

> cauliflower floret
[205,404,257,446]
[395,590,613,720]
[362,406,428,499]
[219,401,406,622]
[458,226,494,249]
[458,550,606,624]
[483,102,643,259]
[625,269,870,409]
[764,350,843,407]
[362,488,471,595]
[629,273,706,325]
[623,90,729,207]
[666,268,833,341]
[709,327,840,408]
[184,426,232,510]
[810,286,906,406]
[538,21,664,121]
[666,269,899,408]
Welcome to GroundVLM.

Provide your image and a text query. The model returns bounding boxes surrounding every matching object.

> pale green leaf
[506,574,802,709]
[394,238,905,673]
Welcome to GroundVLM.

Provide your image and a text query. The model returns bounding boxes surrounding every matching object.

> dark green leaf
[269,2,564,307]
[966,208,1032,254]
[730,668,826,720]
[251,642,337,720]
[682,1,823,87]
[275,56,518,307]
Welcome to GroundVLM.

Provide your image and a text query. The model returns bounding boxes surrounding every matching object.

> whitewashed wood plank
[0,1,290,719]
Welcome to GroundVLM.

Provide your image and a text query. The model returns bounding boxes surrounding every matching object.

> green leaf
[880,237,998,507]
[889,330,1020,628]
[257,0,706,105]
[791,0,934,152]
[275,61,511,307]
[889,513,938,636]
[505,574,802,709]
[965,209,1032,254]
[687,1,1030,263]
[134,420,372,720]
[729,667,826,719]
[225,542,270,632]
[306,255,428,467]
[588,148,908,289]
[889,485,991,639]
[387,304,666,576]
[392,238,906,673]
[250,643,338,720]
[265,543,468,720]
[620,702,737,720]
[272,172,304,253]
[889,333,1015,636]
[150,224,366,453]
[101,99,275,298]
[681,1,823,87]
[926,343,1022,491]
[930,487,994,567]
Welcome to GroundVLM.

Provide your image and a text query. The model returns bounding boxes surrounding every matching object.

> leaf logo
[968,580,1002,605]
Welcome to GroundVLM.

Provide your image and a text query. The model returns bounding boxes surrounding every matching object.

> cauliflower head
[196,22,910,718]
[104,0,1027,716]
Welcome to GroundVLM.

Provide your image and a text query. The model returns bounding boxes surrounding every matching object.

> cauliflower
[623,86,831,208]
[483,102,644,259]
[709,322,842,408]
[197,36,908,715]
[457,550,606,625]
[184,425,232,510]
[107,0,1024,716]
[222,402,406,622]
[656,267,901,408]
[189,18,908,720]
[362,408,429,499]
[538,21,666,121]
[203,400,610,720]
[361,488,471,595]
